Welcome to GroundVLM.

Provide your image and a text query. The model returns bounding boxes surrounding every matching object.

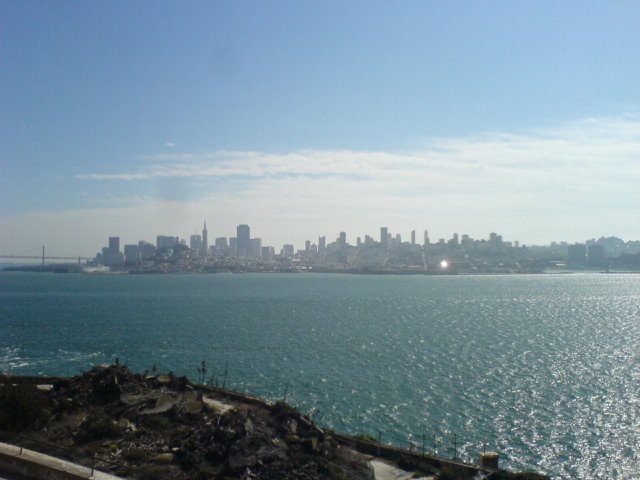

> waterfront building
[423,229,430,247]
[261,246,275,259]
[587,244,606,267]
[567,243,587,265]
[237,224,250,257]
[305,240,311,253]
[318,236,326,253]
[411,230,416,245]
[124,244,141,264]
[339,231,347,249]
[380,227,388,247]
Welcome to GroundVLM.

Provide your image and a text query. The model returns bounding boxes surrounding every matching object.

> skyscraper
[380,227,388,248]
[201,221,208,257]
[190,234,202,251]
[109,237,120,254]
[237,224,250,257]
[250,238,262,258]
[339,231,347,249]
[411,230,416,245]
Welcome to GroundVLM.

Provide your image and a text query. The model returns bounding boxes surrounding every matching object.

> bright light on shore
[440,260,449,269]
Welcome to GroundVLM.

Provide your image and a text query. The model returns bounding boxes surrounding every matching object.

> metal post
[377,430,382,455]
[453,433,457,460]
[222,361,228,388]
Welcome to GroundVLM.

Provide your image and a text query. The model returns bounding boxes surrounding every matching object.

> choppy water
[1,272,639,478]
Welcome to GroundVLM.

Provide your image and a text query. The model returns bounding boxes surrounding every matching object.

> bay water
[1,272,639,478]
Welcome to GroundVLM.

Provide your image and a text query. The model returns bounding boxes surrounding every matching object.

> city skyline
[97,223,637,260]
[2,2,640,256]
[3,218,640,261]
[77,223,639,274]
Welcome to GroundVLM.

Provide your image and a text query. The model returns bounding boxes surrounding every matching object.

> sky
[1,1,640,257]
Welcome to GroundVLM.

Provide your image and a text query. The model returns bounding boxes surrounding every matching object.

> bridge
[0,246,92,265]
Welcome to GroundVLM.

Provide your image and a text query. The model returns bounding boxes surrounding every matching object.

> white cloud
[4,115,640,255]
[164,142,177,148]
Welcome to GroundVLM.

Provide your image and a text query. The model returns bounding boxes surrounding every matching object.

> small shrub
[123,447,149,462]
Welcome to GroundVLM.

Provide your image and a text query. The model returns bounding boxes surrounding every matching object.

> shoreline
[3,265,640,276]
[0,366,549,480]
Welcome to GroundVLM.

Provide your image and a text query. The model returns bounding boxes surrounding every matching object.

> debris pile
[3,365,374,479]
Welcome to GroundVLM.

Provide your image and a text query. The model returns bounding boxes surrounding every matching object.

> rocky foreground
[0,365,549,480]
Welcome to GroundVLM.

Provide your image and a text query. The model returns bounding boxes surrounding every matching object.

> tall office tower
[282,244,295,257]
[461,234,471,249]
[215,237,228,249]
[157,235,179,250]
[201,221,208,256]
[451,233,459,246]
[237,224,251,257]
[305,240,311,252]
[356,237,362,247]
[109,236,120,254]
[250,238,262,257]
[380,227,388,247]
[423,230,430,247]
[123,244,141,264]
[318,236,326,253]
[261,246,275,259]
[190,234,202,251]
[395,233,401,244]
[411,230,416,245]
[138,241,156,259]
[339,231,347,249]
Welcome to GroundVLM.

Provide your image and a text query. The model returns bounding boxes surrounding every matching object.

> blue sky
[1,1,640,255]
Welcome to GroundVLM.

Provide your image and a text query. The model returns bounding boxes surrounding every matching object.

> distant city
[86,223,640,275]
